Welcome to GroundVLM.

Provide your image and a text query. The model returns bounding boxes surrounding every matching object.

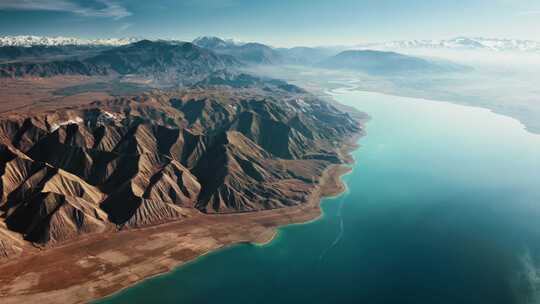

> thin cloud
[0,0,131,19]
[182,0,239,9]
[115,22,132,34]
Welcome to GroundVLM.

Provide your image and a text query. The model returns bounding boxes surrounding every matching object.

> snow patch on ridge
[50,117,84,132]
[96,111,123,126]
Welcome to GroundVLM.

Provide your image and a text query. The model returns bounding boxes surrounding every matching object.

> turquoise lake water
[96,90,540,304]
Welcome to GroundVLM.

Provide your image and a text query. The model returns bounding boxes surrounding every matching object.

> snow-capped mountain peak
[192,36,244,49]
[355,37,540,53]
[0,35,141,47]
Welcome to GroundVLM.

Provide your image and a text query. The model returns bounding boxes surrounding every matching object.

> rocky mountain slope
[0,85,361,259]
[0,40,239,85]
[0,45,114,63]
[193,36,284,65]
[193,36,342,65]
[195,71,305,93]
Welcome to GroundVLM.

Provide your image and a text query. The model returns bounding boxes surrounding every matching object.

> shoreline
[328,84,540,136]
[252,158,357,248]
[0,130,364,304]
[93,135,361,303]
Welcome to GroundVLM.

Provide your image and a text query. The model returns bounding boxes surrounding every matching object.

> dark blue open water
[96,90,540,304]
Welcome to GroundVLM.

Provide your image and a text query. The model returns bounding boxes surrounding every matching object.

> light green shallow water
[96,90,540,304]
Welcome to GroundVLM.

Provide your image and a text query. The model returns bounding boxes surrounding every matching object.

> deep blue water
[96,90,540,304]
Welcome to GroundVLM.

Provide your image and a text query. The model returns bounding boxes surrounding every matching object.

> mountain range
[3,35,539,57]
[0,36,473,82]
[193,36,285,65]
[0,35,140,47]
[0,34,368,261]
[319,50,469,74]
[192,36,343,65]
[0,40,240,85]
[355,37,540,53]
[3,35,539,53]
[0,82,361,256]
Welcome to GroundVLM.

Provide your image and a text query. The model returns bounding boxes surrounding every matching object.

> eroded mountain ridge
[0,87,362,259]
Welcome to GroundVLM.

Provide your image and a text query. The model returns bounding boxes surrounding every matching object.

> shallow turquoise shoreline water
[96,90,540,304]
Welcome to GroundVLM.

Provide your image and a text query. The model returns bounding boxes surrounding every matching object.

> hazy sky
[0,0,539,46]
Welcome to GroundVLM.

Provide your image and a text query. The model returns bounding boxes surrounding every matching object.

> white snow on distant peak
[355,37,540,53]
[192,36,245,48]
[0,35,141,47]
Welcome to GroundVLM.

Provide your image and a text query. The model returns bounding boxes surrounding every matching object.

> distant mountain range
[0,40,239,85]
[355,37,540,53]
[0,35,479,82]
[319,50,469,74]
[193,36,285,65]
[192,36,342,65]
[3,35,539,54]
[0,35,140,47]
